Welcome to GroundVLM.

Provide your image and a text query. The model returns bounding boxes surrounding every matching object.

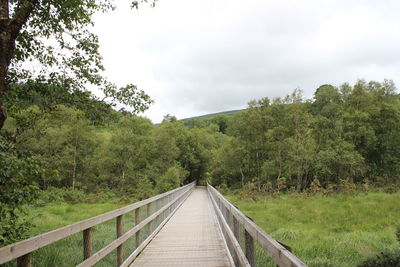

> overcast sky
[93,0,400,123]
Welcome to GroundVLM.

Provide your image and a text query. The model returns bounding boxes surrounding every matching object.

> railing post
[135,207,142,248]
[245,230,255,266]
[17,253,32,267]
[83,228,92,260]
[147,203,152,235]
[158,198,162,224]
[116,215,123,265]
[233,217,240,240]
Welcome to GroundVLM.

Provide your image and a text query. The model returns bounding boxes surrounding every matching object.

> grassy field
[3,191,400,266]
[226,191,400,267]
[27,202,125,236]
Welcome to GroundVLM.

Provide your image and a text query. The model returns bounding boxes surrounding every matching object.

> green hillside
[180,109,243,122]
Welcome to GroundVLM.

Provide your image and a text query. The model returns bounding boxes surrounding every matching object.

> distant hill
[180,109,243,122]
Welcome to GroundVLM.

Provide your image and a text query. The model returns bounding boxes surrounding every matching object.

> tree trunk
[0,0,39,130]
[240,166,245,187]
[72,133,78,190]
[0,67,7,130]
[0,0,10,130]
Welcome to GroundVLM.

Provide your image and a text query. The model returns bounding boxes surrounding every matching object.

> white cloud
[93,0,400,123]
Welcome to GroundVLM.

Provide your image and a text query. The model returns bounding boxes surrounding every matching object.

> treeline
[2,83,224,196]
[210,79,400,191]
[1,79,400,245]
[4,79,400,195]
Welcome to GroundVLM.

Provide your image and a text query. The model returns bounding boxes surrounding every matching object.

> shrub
[338,179,357,194]
[156,165,188,193]
[276,177,287,192]
[239,182,258,201]
[0,138,41,246]
[310,178,322,194]
[216,183,229,194]
[38,187,85,204]
[382,184,399,194]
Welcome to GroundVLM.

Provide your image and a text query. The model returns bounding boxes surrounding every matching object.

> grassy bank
[226,191,400,266]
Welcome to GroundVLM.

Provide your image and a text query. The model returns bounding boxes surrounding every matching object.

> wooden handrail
[207,184,308,267]
[77,185,194,267]
[208,188,251,267]
[0,182,195,266]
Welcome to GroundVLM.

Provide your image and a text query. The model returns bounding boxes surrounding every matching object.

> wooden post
[83,228,92,260]
[17,253,32,267]
[233,217,240,240]
[245,230,255,266]
[158,199,162,224]
[135,207,141,248]
[116,215,123,265]
[147,203,152,236]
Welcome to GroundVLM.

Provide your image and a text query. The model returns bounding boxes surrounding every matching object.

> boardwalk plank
[130,187,232,267]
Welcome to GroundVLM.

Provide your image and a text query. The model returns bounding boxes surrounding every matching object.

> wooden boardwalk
[130,187,233,267]
[0,183,307,267]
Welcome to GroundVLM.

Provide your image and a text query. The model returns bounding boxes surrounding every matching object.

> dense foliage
[0,136,42,245]
[211,80,400,191]
[1,79,400,247]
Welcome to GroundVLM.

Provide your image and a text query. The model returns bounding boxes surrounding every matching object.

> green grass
[26,202,124,236]
[226,192,400,267]
[3,192,399,266]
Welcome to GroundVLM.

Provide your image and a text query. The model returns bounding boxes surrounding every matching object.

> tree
[18,105,96,189]
[0,0,153,130]
[0,136,42,245]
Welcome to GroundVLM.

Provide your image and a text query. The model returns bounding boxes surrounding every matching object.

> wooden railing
[0,182,195,267]
[207,184,308,267]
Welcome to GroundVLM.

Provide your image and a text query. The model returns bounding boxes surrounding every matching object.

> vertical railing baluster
[116,215,123,265]
[135,207,141,248]
[233,217,240,240]
[83,228,92,260]
[17,253,32,267]
[147,203,152,236]
[245,230,255,266]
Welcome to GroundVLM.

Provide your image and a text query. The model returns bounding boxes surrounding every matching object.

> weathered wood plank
[117,215,124,265]
[17,252,32,267]
[121,186,194,267]
[130,188,233,267]
[83,228,92,260]
[245,230,255,266]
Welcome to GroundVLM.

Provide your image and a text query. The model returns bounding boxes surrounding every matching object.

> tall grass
[226,192,400,267]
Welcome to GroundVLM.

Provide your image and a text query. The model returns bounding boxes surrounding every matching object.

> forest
[1,78,400,248]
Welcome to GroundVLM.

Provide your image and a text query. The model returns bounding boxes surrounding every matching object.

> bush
[338,179,357,194]
[156,165,188,193]
[358,248,400,267]
[396,225,400,243]
[239,182,258,201]
[0,138,41,246]
[38,187,85,204]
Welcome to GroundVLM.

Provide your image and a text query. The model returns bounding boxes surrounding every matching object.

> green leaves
[211,79,400,191]
[0,136,41,245]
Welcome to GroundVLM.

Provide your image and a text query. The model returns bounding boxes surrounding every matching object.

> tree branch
[10,0,38,39]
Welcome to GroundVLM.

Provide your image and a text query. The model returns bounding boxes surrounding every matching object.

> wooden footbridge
[0,183,307,267]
